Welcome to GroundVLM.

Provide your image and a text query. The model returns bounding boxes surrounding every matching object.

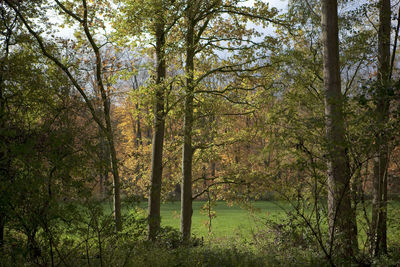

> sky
[265,0,288,10]
[50,0,289,38]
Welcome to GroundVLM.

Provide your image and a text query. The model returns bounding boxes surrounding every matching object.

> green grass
[123,200,400,247]
[131,201,288,238]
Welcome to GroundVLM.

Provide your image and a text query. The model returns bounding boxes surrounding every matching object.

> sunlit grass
[128,201,289,238]
[123,200,400,248]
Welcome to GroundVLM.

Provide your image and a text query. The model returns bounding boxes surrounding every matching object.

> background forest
[1,0,400,266]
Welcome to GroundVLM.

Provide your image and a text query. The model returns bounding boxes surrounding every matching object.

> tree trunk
[98,129,109,199]
[135,75,142,148]
[0,62,5,249]
[372,0,391,256]
[321,0,358,257]
[98,87,121,232]
[181,7,195,241]
[105,114,122,232]
[0,216,3,248]
[0,31,10,248]
[148,18,166,241]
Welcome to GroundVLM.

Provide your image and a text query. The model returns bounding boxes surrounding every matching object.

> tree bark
[134,76,143,147]
[321,0,358,257]
[372,0,391,256]
[148,17,167,241]
[181,4,195,241]
[104,103,122,231]
[98,131,109,199]
[0,21,11,248]
[0,56,5,249]
[133,75,144,185]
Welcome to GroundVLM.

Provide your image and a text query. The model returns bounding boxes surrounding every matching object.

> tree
[116,0,184,240]
[321,0,358,257]
[371,0,391,256]
[0,2,17,247]
[147,5,167,241]
[180,0,196,241]
[179,0,280,240]
[0,30,103,263]
[178,0,279,240]
[4,0,123,231]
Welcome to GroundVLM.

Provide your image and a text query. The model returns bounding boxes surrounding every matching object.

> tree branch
[54,0,83,23]
[390,4,400,81]
[4,0,106,132]
[192,180,244,200]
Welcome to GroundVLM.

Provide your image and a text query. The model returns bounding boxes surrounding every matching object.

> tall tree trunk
[97,86,121,232]
[98,126,109,199]
[372,0,391,256]
[181,6,195,241]
[0,61,5,249]
[133,75,143,183]
[321,0,358,257]
[134,75,142,148]
[0,25,11,248]
[148,17,166,241]
[104,103,122,232]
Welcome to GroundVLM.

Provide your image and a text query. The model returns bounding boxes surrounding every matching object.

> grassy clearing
[122,200,400,247]
[160,201,287,238]
[127,201,289,238]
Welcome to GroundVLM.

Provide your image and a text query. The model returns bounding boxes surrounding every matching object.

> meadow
[148,201,286,238]
[119,200,400,247]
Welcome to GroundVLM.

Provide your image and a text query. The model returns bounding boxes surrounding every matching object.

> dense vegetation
[1,0,400,266]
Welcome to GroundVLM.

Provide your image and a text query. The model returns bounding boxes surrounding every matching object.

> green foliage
[2,0,400,265]
[122,208,148,240]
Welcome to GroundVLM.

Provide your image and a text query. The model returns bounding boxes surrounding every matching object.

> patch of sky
[213,0,288,61]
